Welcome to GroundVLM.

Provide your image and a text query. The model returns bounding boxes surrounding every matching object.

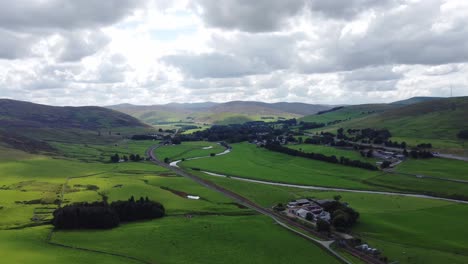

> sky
[0,0,467,106]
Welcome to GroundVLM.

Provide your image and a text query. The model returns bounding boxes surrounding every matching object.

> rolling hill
[0,99,152,153]
[390,96,443,106]
[107,101,332,125]
[312,97,468,152]
[300,104,399,124]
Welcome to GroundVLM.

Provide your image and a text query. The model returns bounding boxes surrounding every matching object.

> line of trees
[110,153,144,163]
[298,121,325,130]
[131,135,160,140]
[52,196,165,229]
[409,150,433,159]
[264,143,378,171]
[384,140,407,149]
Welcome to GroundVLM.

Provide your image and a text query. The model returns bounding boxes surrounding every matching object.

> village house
[286,198,331,222]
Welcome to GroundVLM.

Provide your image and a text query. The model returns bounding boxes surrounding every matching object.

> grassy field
[181,142,384,190]
[191,173,468,264]
[287,144,377,162]
[394,158,468,181]
[0,142,342,263]
[155,141,226,162]
[64,173,249,215]
[52,215,341,264]
[364,173,468,199]
[0,226,138,264]
[51,140,155,162]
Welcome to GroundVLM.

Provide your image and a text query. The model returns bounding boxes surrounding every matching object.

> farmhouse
[296,208,309,218]
[287,198,310,208]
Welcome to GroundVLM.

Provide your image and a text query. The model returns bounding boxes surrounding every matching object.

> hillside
[0,99,152,152]
[390,96,444,106]
[108,101,332,125]
[319,97,468,152]
[300,104,399,124]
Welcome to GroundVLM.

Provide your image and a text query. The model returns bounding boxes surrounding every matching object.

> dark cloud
[193,0,306,32]
[0,0,143,61]
[308,0,395,19]
[193,0,397,32]
[0,0,141,31]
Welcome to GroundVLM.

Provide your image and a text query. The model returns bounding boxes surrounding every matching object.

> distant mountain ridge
[107,101,333,125]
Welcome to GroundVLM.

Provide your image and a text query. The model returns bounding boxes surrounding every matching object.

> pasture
[182,142,384,189]
[52,215,341,264]
[394,158,468,181]
[0,226,137,264]
[155,141,226,162]
[287,144,377,162]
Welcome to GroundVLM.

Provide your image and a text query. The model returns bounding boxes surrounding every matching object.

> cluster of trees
[304,132,336,145]
[347,128,392,144]
[179,125,199,130]
[264,143,378,171]
[112,196,165,222]
[182,122,275,143]
[409,150,433,159]
[416,143,433,149]
[298,121,325,130]
[384,140,407,149]
[458,130,468,139]
[317,106,344,115]
[110,153,144,163]
[52,197,165,230]
[321,200,359,232]
[131,135,160,140]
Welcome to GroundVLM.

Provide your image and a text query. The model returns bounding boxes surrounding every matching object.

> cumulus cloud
[192,0,306,32]
[307,0,395,19]
[0,0,141,31]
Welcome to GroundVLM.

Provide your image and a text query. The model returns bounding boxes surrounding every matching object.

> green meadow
[287,144,377,162]
[394,158,468,181]
[0,226,137,264]
[182,142,382,190]
[52,215,341,264]
[0,141,339,263]
[155,141,226,161]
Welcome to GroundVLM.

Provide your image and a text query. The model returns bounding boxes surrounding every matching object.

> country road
[146,144,357,264]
